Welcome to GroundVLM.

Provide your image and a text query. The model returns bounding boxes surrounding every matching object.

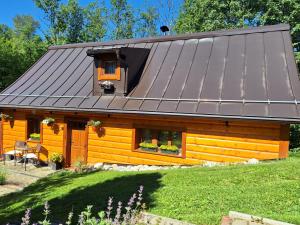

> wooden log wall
[0,111,289,165]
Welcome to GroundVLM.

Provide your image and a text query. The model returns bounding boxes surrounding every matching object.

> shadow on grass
[0,171,163,224]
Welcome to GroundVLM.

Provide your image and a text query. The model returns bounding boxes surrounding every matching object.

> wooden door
[68,121,87,166]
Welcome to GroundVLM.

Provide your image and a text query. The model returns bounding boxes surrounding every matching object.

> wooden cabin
[0,24,298,166]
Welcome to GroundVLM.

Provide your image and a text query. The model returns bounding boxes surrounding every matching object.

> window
[98,60,120,81]
[104,61,117,74]
[135,128,185,157]
[27,118,41,141]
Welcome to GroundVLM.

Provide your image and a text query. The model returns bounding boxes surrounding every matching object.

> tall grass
[0,168,7,185]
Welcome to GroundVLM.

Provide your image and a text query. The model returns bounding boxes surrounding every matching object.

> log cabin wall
[0,111,289,165]
[2,113,26,151]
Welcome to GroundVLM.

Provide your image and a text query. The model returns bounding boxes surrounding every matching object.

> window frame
[26,116,43,143]
[98,60,121,81]
[132,125,186,158]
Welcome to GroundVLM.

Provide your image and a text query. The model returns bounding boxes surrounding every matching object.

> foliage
[136,6,159,38]
[290,124,300,150]
[73,160,88,173]
[18,186,145,225]
[159,145,179,151]
[13,15,40,40]
[49,153,63,164]
[87,120,102,127]
[0,168,6,185]
[42,117,55,125]
[139,142,158,149]
[175,0,300,68]
[0,15,46,91]
[110,0,135,40]
[82,1,107,42]
[34,0,107,44]
[29,133,40,140]
[1,156,300,224]
[0,113,13,121]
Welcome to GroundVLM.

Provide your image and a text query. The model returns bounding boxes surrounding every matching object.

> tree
[34,0,65,44]
[0,15,46,91]
[35,0,107,44]
[175,0,300,70]
[110,0,134,40]
[136,6,159,38]
[82,1,107,42]
[60,0,84,43]
[13,15,40,40]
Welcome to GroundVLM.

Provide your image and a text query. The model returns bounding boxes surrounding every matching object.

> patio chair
[3,141,27,166]
[23,143,42,171]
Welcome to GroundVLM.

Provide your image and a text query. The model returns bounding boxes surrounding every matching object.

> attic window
[98,60,121,81]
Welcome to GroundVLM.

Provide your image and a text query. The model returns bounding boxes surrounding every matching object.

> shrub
[290,124,300,150]
[0,169,7,185]
[49,153,63,164]
[73,160,89,173]
[18,186,145,225]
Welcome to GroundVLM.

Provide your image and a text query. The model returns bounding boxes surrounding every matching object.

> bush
[19,186,145,225]
[290,124,300,150]
[0,169,7,185]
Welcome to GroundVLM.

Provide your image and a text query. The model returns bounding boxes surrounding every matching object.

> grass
[0,168,6,185]
[0,154,300,225]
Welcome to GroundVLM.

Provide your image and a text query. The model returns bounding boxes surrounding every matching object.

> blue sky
[0,0,183,37]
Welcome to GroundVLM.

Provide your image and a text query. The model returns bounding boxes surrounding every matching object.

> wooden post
[0,120,3,157]
[84,125,89,164]
[279,124,289,159]
[63,123,68,167]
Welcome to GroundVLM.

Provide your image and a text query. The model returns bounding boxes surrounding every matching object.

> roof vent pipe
[160,25,170,36]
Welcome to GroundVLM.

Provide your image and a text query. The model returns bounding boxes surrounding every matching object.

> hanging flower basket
[0,113,13,122]
[87,120,102,132]
[42,117,55,126]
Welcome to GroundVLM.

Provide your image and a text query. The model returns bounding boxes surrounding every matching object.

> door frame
[64,118,89,167]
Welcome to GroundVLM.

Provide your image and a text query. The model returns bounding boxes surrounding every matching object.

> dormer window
[87,47,150,96]
[98,59,121,81]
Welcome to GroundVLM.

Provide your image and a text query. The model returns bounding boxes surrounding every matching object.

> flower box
[140,147,158,152]
[161,149,179,155]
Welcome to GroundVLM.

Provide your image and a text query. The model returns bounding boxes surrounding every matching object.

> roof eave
[0,104,297,123]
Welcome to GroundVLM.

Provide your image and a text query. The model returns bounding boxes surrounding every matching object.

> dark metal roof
[1,24,300,122]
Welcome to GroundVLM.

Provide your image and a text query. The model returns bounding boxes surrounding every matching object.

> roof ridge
[48,24,290,50]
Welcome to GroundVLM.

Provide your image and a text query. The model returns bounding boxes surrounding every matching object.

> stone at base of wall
[91,158,261,172]
[140,212,195,225]
[228,211,295,225]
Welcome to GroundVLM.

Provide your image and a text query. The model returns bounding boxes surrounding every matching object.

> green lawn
[1,154,300,225]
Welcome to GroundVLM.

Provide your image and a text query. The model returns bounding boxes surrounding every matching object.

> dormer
[87,47,150,96]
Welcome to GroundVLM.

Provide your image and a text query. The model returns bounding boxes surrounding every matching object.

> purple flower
[21,208,31,225]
